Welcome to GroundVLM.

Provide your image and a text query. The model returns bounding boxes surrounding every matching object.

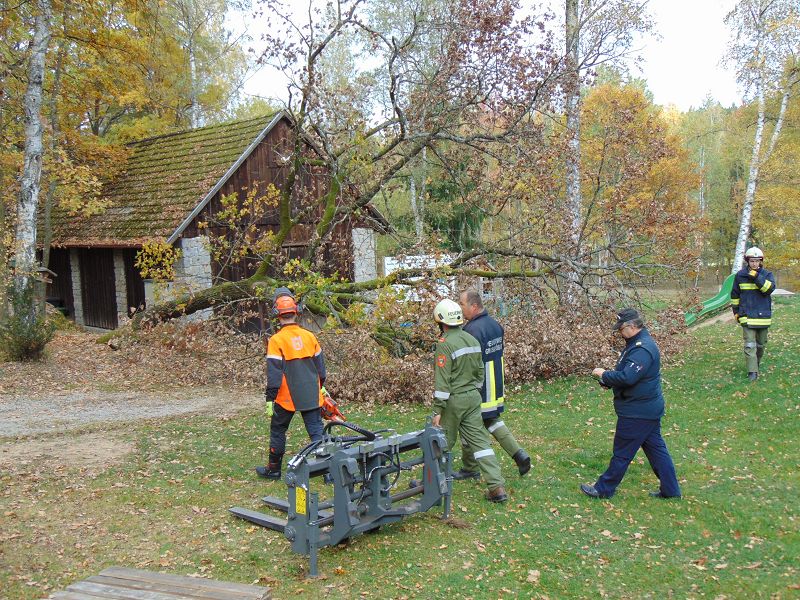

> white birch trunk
[409,176,423,243]
[694,145,706,287]
[565,0,582,251]
[189,40,198,128]
[563,0,583,301]
[14,0,52,321]
[731,80,791,273]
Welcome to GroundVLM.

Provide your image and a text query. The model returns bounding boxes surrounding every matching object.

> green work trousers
[461,417,521,473]
[439,391,505,490]
[743,326,768,373]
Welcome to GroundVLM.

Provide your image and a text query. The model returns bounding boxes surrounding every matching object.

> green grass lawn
[1,297,798,599]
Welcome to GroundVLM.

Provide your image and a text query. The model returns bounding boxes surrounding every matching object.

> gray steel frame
[230,421,452,576]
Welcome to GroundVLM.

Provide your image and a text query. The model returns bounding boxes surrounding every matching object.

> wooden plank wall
[182,120,354,284]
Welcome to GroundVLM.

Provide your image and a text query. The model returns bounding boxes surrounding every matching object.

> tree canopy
[3,0,800,347]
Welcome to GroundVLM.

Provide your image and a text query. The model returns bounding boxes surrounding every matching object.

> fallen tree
[135,0,702,330]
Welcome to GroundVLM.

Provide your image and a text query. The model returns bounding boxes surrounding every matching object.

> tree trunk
[732,79,764,274]
[13,0,52,322]
[694,145,705,288]
[731,77,791,273]
[409,174,423,243]
[188,35,198,128]
[565,0,582,252]
[36,14,66,314]
[0,199,7,324]
[134,277,266,327]
[563,0,583,302]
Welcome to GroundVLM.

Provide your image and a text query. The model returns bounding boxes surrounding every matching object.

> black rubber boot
[512,449,532,476]
[256,451,283,480]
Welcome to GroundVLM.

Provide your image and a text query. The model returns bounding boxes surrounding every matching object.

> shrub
[0,311,55,361]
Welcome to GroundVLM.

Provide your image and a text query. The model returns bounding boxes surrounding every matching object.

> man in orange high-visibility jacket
[256,288,326,480]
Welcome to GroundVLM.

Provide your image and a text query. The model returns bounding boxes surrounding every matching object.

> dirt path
[0,386,262,471]
[690,310,735,329]
[0,325,268,472]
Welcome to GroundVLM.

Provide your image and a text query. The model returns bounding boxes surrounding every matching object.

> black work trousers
[269,403,324,455]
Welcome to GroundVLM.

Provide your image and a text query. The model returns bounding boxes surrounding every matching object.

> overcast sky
[634,0,741,111]
[238,0,744,113]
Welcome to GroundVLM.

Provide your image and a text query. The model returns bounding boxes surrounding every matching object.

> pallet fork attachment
[230,419,452,577]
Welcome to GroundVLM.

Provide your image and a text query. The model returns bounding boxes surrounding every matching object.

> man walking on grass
[256,288,326,480]
[452,289,531,480]
[731,246,776,382]
[431,299,508,503]
[581,309,681,500]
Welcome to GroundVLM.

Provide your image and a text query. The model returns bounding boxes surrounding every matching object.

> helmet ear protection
[271,287,303,317]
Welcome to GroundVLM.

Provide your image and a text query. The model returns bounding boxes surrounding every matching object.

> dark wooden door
[45,248,74,317]
[79,248,118,329]
[122,249,146,316]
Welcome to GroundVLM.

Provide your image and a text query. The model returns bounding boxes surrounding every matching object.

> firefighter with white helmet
[431,299,507,503]
[731,247,776,381]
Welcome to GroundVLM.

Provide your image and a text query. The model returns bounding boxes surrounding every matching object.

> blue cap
[613,308,640,330]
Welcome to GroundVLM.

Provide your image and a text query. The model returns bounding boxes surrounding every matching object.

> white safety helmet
[744,247,764,260]
[433,299,464,326]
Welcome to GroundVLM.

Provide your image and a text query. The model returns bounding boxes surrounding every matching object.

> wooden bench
[48,566,271,600]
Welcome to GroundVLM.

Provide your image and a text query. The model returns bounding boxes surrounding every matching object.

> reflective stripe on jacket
[266,323,326,412]
[463,310,505,419]
[433,327,484,414]
[731,267,776,329]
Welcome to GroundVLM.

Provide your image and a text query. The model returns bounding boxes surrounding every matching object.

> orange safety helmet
[273,294,299,316]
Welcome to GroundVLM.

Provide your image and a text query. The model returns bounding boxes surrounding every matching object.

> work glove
[265,401,274,418]
[748,269,758,278]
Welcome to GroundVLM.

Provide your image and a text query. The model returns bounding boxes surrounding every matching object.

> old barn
[47,111,386,329]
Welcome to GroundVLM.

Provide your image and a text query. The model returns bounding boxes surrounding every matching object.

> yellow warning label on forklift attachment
[296,487,307,515]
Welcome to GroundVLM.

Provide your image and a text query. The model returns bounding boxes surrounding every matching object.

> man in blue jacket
[730,247,776,381]
[454,290,531,479]
[581,309,681,500]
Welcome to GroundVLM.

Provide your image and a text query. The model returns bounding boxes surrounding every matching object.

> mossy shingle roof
[52,112,282,247]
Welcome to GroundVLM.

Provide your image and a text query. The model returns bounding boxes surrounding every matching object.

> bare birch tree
[726,0,800,273]
[562,0,652,258]
[13,0,52,326]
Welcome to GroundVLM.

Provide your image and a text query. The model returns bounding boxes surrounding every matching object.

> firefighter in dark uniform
[730,246,776,381]
[255,288,326,480]
[452,289,531,480]
[431,299,508,503]
[581,308,681,499]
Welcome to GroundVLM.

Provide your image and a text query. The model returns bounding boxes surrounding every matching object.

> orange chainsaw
[321,387,346,421]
